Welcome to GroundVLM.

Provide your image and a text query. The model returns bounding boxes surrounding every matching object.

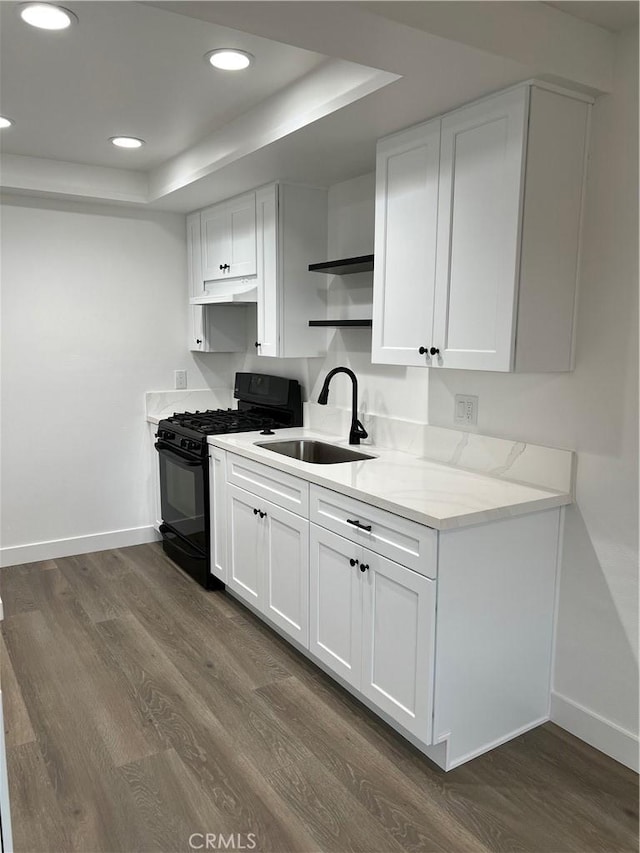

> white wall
[0,196,231,560]
[231,172,430,425]
[428,29,639,766]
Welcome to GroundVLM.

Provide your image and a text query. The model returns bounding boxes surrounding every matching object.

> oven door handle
[155,441,205,467]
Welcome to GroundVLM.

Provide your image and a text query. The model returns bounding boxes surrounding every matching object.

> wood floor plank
[36,569,166,767]
[119,545,294,690]
[257,676,492,853]
[268,757,408,853]
[55,553,130,623]
[118,748,233,852]
[117,543,236,624]
[112,571,313,776]
[6,741,72,853]
[0,632,35,748]
[476,725,639,851]
[95,614,321,852]
[4,544,637,853]
[2,610,150,853]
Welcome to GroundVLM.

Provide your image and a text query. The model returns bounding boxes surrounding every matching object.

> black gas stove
[155,373,302,588]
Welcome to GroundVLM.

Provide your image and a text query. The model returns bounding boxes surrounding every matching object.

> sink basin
[255,439,374,464]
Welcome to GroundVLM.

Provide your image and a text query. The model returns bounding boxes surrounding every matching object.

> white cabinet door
[201,192,257,282]
[361,550,435,742]
[209,447,227,583]
[263,500,309,647]
[255,184,280,358]
[186,211,207,352]
[227,484,263,608]
[372,118,441,367]
[309,525,362,689]
[148,422,162,530]
[433,87,528,371]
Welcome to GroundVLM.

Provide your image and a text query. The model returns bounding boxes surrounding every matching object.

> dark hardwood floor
[1,543,637,853]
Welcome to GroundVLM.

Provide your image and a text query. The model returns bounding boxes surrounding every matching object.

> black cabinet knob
[195,338,202,344]
[359,563,369,573]
[418,346,428,355]
[219,263,230,271]
[430,346,440,356]
[349,558,359,567]
[259,511,267,519]
[254,342,261,348]
[253,508,259,515]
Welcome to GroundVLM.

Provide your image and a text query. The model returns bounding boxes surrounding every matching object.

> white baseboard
[551,691,639,772]
[0,525,161,568]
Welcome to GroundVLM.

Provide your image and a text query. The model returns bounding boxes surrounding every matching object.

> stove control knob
[180,439,187,448]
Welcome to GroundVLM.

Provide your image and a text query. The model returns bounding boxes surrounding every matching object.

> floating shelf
[308,319,372,328]
[308,254,374,275]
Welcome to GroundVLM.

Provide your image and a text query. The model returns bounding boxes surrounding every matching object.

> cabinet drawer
[227,453,309,515]
[310,485,436,578]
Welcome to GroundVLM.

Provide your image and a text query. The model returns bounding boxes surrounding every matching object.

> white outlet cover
[175,369,187,390]
[454,394,478,426]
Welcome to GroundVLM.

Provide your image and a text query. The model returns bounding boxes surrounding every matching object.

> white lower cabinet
[209,447,228,583]
[309,525,363,688]
[227,483,309,647]
[218,451,560,770]
[309,523,435,740]
[227,484,262,608]
[361,548,435,742]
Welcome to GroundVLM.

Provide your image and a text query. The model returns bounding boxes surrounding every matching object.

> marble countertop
[207,428,572,531]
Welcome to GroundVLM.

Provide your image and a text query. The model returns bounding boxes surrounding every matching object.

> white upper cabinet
[201,192,257,281]
[255,184,280,358]
[187,183,328,358]
[186,211,248,354]
[372,83,591,373]
[186,211,206,352]
[372,118,441,366]
[254,183,329,359]
[433,87,528,372]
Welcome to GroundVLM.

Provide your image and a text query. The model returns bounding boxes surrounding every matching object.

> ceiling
[0,2,327,170]
[0,1,631,212]
[544,1,639,32]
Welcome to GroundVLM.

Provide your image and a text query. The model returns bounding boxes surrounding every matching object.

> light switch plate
[454,394,478,426]
[175,369,187,390]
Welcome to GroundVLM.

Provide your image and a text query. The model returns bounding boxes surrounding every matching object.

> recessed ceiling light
[110,136,145,149]
[206,49,253,71]
[0,117,14,129]
[19,3,77,30]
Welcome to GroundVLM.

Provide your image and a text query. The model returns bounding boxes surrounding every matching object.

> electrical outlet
[175,369,187,390]
[454,394,478,426]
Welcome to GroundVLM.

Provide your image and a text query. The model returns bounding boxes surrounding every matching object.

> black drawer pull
[359,563,369,573]
[346,518,372,532]
[349,558,359,567]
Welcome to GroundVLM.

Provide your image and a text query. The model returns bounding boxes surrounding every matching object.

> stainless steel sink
[255,439,374,464]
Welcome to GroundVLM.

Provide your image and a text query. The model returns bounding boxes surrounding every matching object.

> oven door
[155,440,208,554]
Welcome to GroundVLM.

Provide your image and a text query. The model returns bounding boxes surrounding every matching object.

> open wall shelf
[308,319,372,328]
[308,254,374,275]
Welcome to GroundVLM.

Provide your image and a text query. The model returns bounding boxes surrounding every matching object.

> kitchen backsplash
[306,402,574,495]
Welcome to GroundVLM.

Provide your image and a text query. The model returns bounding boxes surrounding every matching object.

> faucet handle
[349,419,368,445]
